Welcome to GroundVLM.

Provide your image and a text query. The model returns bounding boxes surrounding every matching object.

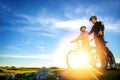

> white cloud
[11,14,120,34]
[63,5,96,19]
[116,58,120,63]
[104,20,120,33]
[62,4,120,33]
[0,53,65,67]
[6,46,20,51]
[37,46,45,52]
[0,54,53,60]
[5,46,25,54]
[41,32,55,37]
[1,1,120,34]
[2,2,119,34]
[54,19,91,31]
[59,14,120,34]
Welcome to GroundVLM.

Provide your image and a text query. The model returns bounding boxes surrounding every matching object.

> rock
[56,75,61,80]
[35,67,56,80]
[5,74,15,80]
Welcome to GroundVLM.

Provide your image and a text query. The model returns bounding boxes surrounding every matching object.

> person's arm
[71,34,82,43]
[89,26,94,35]
[100,21,104,32]
[98,21,104,36]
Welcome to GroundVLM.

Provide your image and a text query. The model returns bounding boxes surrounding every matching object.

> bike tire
[107,48,116,68]
[66,50,75,69]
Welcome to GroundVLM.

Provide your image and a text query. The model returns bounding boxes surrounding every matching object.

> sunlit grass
[0,67,40,76]
[0,66,120,80]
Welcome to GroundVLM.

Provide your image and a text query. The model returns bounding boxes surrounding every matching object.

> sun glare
[53,34,102,69]
[68,50,90,68]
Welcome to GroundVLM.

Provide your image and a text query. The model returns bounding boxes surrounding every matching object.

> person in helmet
[71,26,90,51]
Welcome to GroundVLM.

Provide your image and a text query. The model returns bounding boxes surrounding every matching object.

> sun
[67,50,90,68]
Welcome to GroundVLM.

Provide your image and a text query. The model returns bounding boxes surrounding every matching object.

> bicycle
[66,39,116,71]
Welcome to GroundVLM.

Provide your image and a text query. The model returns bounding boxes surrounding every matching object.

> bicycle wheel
[107,47,116,68]
[66,50,89,69]
[66,50,76,68]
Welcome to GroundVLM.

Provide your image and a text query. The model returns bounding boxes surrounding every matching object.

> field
[0,66,120,80]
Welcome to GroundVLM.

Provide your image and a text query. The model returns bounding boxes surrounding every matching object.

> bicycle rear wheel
[106,47,116,68]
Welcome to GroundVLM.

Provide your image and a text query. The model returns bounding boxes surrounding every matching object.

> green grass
[99,69,120,80]
[0,67,41,76]
[0,66,120,80]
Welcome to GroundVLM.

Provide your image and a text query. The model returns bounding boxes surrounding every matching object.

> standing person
[71,26,95,67]
[71,26,90,51]
[89,16,107,70]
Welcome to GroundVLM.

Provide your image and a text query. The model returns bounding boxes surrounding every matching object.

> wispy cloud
[116,58,120,63]
[1,2,119,35]
[62,2,120,33]
[0,0,119,67]
[54,19,91,31]
[0,3,36,25]
[0,3,12,12]
[104,20,120,33]
[37,46,45,52]
[0,54,53,60]
[41,32,55,37]
[6,46,20,51]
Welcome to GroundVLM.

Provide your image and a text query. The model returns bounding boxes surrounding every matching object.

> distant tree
[11,66,17,70]
[49,66,59,69]
[0,69,3,72]
[116,63,120,66]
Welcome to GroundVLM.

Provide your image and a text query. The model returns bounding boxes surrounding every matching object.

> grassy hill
[0,66,120,80]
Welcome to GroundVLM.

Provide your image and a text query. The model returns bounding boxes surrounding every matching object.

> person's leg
[94,37,100,55]
[99,38,106,52]
[98,37,108,70]
[105,47,116,69]
[94,37,106,71]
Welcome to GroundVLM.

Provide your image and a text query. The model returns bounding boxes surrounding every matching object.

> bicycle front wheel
[66,50,77,68]
[66,50,87,68]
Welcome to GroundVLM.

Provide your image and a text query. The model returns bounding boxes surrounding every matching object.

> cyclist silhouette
[71,26,90,51]
[66,16,116,70]
[89,16,116,70]
[89,16,106,53]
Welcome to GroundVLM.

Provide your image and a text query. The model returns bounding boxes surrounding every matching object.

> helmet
[89,16,97,21]
[80,26,86,31]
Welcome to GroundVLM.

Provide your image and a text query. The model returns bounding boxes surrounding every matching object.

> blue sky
[0,0,120,67]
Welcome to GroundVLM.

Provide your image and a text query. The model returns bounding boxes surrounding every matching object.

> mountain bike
[66,39,116,71]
